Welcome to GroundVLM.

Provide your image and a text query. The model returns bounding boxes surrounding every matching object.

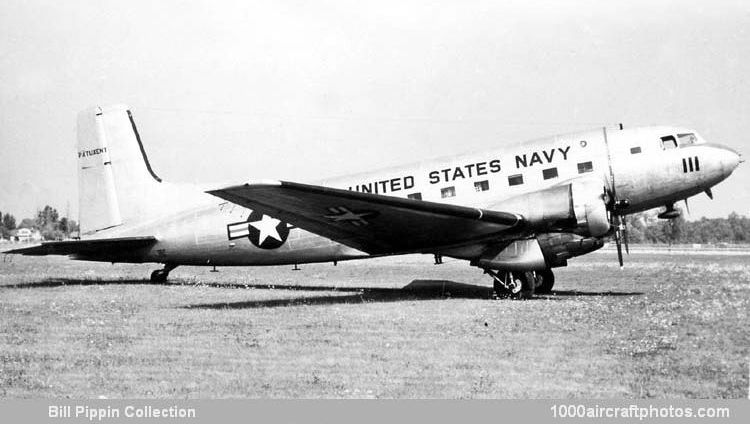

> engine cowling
[536,232,605,267]
[473,233,604,270]
[570,179,610,237]
[495,178,610,237]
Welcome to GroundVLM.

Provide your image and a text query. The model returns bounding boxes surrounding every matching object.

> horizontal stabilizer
[207,181,524,254]
[4,236,156,256]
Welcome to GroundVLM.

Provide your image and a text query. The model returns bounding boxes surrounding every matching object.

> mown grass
[0,250,747,398]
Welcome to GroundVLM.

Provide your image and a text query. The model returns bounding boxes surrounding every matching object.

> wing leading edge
[207,181,525,255]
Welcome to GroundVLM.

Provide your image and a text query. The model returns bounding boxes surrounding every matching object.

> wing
[207,181,525,255]
[4,236,156,257]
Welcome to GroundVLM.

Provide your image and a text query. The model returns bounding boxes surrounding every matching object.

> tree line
[623,209,750,244]
[0,205,78,241]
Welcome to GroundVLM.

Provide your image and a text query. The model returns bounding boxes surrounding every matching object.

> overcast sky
[1,0,748,221]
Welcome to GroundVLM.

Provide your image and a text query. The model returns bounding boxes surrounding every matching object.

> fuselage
[87,125,741,266]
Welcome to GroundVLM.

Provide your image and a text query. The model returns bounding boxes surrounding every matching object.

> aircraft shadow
[185,285,645,308]
[2,278,643,309]
[185,280,494,309]
[540,290,644,297]
[1,278,158,289]
[0,278,369,291]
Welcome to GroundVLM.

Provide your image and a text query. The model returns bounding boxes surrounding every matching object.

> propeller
[602,126,630,267]
[604,188,630,268]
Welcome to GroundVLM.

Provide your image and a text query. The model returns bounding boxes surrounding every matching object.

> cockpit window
[677,133,697,146]
[660,135,677,150]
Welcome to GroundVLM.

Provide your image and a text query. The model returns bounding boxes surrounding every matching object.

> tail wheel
[536,268,555,294]
[150,263,177,283]
[150,269,168,283]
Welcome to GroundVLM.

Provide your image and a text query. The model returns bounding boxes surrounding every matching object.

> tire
[511,271,535,299]
[536,269,555,294]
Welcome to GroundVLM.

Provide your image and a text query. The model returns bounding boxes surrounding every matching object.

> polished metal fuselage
[89,126,740,266]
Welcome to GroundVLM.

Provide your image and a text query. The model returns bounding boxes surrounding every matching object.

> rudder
[77,105,163,236]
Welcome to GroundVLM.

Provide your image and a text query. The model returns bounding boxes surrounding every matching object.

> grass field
[0,250,748,398]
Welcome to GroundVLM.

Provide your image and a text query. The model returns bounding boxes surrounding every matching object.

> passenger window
[474,180,489,192]
[677,133,697,146]
[407,192,422,200]
[577,161,593,174]
[542,167,558,180]
[661,135,678,150]
[440,187,455,198]
[508,174,524,186]
[630,147,642,154]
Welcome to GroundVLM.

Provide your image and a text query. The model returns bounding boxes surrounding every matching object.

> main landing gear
[483,268,555,299]
[535,268,555,294]
[150,263,177,283]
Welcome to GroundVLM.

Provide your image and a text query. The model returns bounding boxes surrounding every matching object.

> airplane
[7,105,743,298]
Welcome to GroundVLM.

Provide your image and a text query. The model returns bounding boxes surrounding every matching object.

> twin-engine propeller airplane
[8,105,743,298]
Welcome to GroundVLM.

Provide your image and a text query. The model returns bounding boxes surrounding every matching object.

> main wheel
[535,268,555,294]
[510,271,535,299]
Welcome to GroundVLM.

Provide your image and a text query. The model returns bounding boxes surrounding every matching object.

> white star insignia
[249,215,283,244]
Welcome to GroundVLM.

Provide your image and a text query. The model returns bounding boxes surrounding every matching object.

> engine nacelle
[495,178,610,237]
[473,233,604,271]
[537,232,605,267]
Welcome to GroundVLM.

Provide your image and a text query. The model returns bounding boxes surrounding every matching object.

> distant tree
[662,214,686,245]
[36,205,59,228]
[726,212,750,243]
[2,213,16,231]
[18,218,36,229]
[625,214,652,243]
[34,205,62,240]
[66,218,79,236]
[58,217,78,238]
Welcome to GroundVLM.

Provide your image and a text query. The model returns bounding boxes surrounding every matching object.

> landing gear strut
[484,269,535,299]
[150,263,177,283]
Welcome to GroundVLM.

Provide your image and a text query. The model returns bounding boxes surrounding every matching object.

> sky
[1,0,749,221]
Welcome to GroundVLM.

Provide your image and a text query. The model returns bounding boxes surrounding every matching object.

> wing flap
[4,236,156,256]
[208,181,524,254]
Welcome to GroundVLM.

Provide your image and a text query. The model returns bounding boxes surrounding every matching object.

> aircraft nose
[713,144,741,177]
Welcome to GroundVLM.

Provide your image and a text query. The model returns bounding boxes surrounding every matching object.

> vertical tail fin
[77,105,163,235]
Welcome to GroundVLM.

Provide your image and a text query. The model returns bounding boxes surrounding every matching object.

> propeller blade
[622,217,630,255]
[604,184,626,267]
